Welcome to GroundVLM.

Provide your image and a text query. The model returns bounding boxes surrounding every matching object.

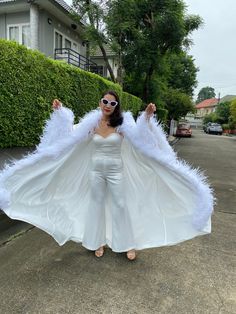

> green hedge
[0,39,142,148]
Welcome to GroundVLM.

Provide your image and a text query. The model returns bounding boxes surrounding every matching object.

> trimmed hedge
[0,39,142,148]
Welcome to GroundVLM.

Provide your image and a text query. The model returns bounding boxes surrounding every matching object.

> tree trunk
[116,34,123,85]
[116,48,123,86]
[85,0,116,82]
[98,43,116,82]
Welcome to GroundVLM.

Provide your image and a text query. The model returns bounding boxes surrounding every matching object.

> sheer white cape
[0,107,215,249]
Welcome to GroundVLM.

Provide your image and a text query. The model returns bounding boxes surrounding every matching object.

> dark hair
[101,90,123,127]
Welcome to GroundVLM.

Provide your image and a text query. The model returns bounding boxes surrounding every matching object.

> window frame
[7,23,30,48]
[54,29,79,52]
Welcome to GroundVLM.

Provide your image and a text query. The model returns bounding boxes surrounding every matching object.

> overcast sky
[65,0,236,99]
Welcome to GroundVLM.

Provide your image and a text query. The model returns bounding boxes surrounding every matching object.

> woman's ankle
[95,246,104,257]
[127,249,136,260]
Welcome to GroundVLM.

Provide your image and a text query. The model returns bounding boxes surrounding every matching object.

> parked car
[206,123,223,135]
[203,122,212,133]
[175,123,192,137]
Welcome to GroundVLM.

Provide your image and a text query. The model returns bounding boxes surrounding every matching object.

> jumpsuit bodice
[92,133,123,159]
[91,133,123,172]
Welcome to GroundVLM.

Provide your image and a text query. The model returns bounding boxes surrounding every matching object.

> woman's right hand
[52,99,62,110]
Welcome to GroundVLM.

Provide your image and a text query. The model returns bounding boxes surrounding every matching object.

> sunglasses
[101,98,118,107]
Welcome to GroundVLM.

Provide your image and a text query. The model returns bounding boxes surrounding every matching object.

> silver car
[206,123,223,135]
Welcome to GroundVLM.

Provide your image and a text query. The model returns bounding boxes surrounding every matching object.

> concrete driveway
[0,130,235,314]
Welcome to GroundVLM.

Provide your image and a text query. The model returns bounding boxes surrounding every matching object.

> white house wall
[0,11,29,38]
[0,14,5,38]
[0,10,86,58]
[39,10,86,58]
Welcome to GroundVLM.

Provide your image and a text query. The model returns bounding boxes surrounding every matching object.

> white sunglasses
[101,98,118,107]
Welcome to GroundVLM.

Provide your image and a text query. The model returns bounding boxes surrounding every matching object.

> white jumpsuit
[82,132,136,252]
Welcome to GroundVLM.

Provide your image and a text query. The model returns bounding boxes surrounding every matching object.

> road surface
[0,130,235,314]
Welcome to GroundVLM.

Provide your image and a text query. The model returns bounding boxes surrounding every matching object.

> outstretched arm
[37,99,74,151]
[136,103,176,158]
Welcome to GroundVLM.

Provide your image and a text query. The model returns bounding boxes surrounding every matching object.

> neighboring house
[0,0,111,75]
[218,95,236,104]
[195,98,219,117]
[185,112,203,128]
[90,45,119,79]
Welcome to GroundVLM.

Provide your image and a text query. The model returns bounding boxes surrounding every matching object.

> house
[195,98,219,118]
[90,45,119,79]
[0,0,102,73]
[218,95,236,104]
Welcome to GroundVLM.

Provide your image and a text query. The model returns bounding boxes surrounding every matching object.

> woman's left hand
[145,103,156,118]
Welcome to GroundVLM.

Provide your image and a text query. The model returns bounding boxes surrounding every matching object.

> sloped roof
[219,95,236,103]
[195,98,218,109]
[0,0,71,12]
[90,45,117,57]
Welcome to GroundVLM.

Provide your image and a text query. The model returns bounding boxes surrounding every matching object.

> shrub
[221,124,230,130]
[203,113,218,124]
[0,39,142,147]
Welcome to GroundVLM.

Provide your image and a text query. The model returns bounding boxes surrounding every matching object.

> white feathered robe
[0,106,214,249]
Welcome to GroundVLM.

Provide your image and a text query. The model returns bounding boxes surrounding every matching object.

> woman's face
[99,94,118,117]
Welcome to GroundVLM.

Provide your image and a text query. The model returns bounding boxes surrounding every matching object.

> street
[0,129,235,314]
[175,129,236,215]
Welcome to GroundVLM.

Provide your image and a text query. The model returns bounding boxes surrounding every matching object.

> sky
[65,0,236,99]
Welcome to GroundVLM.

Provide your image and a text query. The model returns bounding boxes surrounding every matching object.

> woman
[0,90,214,261]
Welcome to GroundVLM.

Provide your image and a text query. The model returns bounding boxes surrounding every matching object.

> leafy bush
[221,124,230,130]
[0,39,142,147]
[229,100,236,128]
[214,102,230,124]
[203,113,218,124]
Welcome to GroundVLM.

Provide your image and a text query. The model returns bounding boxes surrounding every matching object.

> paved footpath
[0,130,235,314]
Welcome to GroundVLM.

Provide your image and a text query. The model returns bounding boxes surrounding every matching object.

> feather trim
[37,106,74,151]
[120,111,215,230]
[0,107,102,210]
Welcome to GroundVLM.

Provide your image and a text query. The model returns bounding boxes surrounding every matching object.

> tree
[229,99,236,128]
[105,0,137,85]
[196,86,216,103]
[203,113,218,125]
[71,0,116,82]
[70,0,202,121]
[164,88,195,120]
[166,51,198,97]
[107,0,202,106]
[214,102,230,124]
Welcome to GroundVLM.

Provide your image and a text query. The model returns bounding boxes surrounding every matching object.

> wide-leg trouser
[82,157,135,252]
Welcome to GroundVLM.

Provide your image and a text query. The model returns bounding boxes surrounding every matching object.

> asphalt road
[175,129,236,214]
[0,130,235,314]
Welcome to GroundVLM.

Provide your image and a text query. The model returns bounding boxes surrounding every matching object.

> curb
[168,137,180,146]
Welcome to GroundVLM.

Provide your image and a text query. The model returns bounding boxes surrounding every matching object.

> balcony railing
[54,48,100,74]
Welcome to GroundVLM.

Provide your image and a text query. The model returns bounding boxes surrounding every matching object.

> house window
[8,24,30,47]
[22,25,30,47]
[9,26,19,42]
[72,42,78,52]
[55,32,63,49]
[54,30,79,52]
[90,65,104,76]
[65,38,71,49]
